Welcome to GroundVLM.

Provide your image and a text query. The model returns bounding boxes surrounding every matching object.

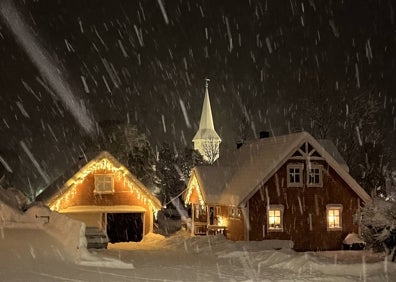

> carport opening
[106,213,143,243]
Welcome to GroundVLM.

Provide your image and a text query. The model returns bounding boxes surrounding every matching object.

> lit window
[94,174,114,194]
[268,205,284,231]
[327,204,342,231]
[307,165,323,187]
[287,164,304,187]
[215,206,221,216]
[229,207,235,217]
[228,207,241,218]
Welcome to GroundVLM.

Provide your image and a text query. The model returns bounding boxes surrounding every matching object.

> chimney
[259,131,270,139]
[236,142,244,149]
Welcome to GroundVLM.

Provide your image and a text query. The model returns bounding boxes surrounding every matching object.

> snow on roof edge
[38,151,161,210]
[239,132,371,205]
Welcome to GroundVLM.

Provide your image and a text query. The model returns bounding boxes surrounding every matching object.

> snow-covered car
[85,227,109,249]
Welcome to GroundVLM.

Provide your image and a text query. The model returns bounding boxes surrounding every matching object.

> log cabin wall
[248,160,361,251]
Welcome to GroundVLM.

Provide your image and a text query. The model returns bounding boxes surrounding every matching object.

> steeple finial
[192,78,221,163]
[205,78,210,89]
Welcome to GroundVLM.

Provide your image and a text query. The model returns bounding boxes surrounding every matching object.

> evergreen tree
[360,198,396,262]
[156,143,205,206]
[84,120,158,192]
[157,143,183,205]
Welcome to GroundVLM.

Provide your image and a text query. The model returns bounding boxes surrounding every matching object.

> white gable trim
[240,133,371,206]
[184,169,207,205]
[47,151,162,212]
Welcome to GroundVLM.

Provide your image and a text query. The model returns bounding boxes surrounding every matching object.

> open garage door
[106,213,143,243]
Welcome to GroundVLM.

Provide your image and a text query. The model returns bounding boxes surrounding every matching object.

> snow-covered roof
[189,131,371,206]
[318,139,349,172]
[36,151,162,211]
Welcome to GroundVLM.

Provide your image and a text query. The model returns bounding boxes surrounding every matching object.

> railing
[193,222,207,235]
[193,222,227,236]
[207,225,226,235]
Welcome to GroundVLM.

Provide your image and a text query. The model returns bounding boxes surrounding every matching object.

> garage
[106,213,143,243]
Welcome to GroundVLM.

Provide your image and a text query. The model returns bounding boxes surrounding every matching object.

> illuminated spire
[193,79,221,163]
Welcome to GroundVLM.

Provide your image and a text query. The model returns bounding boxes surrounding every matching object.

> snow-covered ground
[1,188,396,281]
[1,227,396,282]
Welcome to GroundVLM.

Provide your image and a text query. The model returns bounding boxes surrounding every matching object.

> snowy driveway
[1,228,395,281]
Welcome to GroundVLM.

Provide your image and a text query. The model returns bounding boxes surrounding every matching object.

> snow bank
[343,233,365,245]
[0,186,27,210]
[109,232,167,251]
[79,252,134,269]
[24,204,133,268]
[153,231,293,255]
[0,200,23,223]
[0,186,25,223]
[0,188,133,269]
[39,207,86,260]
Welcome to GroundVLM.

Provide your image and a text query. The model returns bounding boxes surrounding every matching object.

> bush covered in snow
[360,198,396,261]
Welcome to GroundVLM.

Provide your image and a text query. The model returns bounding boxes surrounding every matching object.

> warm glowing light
[48,157,161,213]
[185,175,205,206]
[327,209,340,228]
[217,216,224,226]
[268,209,281,229]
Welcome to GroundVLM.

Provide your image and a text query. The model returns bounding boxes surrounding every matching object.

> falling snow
[0,0,395,280]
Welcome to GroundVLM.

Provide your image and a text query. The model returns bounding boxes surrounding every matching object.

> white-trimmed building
[193,79,221,163]
[185,131,371,251]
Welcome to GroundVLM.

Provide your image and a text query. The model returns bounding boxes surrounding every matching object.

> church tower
[193,79,221,163]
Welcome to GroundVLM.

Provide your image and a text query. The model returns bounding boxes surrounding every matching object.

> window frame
[326,204,343,231]
[93,174,115,194]
[307,164,323,187]
[267,205,284,232]
[287,164,304,187]
[215,206,221,216]
[228,206,242,219]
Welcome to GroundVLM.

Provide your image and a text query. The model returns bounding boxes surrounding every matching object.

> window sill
[268,228,284,232]
[287,184,303,188]
[327,227,342,232]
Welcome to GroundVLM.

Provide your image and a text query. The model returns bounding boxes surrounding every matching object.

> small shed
[37,151,162,243]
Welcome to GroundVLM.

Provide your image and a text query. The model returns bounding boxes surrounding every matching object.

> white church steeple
[193,79,221,163]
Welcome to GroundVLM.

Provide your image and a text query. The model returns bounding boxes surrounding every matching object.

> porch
[191,204,227,236]
[192,222,227,236]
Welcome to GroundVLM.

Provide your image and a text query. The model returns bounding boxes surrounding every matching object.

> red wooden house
[37,151,162,243]
[184,131,371,251]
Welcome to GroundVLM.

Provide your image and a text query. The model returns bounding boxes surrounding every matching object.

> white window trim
[287,164,304,187]
[228,206,242,219]
[326,204,343,231]
[307,164,323,187]
[93,174,115,194]
[268,204,284,232]
[215,206,221,216]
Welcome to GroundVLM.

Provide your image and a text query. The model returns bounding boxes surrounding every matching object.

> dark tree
[297,89,389,196]
[178,147,206,180]
[84,120,158,192]
[156,143,205,206]
[360,198,396,262]
[156,143,184,205]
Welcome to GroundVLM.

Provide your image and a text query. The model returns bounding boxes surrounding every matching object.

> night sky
[0,0,395,193]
